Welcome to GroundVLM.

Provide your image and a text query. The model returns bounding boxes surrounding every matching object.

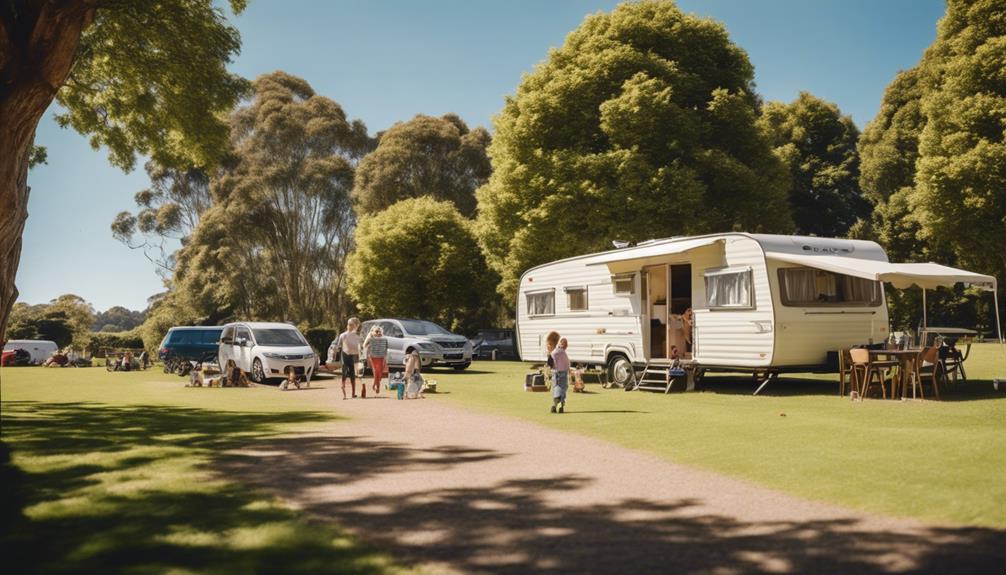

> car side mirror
[236,337,247,347]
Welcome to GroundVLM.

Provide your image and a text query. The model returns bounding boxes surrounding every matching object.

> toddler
[550,337,570,413]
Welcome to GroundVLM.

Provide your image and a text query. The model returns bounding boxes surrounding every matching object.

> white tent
[766,252,1002,344]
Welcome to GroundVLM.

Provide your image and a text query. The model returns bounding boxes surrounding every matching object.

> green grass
[433,343,1006,528]
[0,366,417,574]
[2,346,1005,574]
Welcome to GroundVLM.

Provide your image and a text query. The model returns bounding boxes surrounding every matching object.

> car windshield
[251,328,307,347]
[399,320,452,336]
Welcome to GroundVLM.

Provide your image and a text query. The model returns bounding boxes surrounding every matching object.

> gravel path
[219,383,1005,574]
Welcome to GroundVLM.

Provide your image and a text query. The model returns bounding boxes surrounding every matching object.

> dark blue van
[158,326,224,368]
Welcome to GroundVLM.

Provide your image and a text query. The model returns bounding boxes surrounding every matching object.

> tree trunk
[0,1,95,343]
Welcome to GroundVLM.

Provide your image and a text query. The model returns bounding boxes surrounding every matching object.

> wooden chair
[849,348,891,399]
[940,343,970,385]
[908,346,945,400]
[838,348,855,397]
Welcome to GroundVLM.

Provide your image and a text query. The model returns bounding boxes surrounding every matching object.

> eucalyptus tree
[178,71,373,326]
[0,0,247,342]
[353,113,491,217]
[475,0,792,302]
[110,162,213,277]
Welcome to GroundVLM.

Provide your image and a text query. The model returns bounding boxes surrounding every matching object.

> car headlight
[415,342,439,351]
[262,352,285,359]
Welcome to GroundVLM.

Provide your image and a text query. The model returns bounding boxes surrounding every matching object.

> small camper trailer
[516,233,998,388]
[3,339,58,365]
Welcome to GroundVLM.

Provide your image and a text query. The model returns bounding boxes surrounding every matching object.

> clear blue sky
[21,0,946,312]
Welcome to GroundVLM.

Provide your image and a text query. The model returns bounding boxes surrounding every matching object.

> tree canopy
[475,0,792,302]
[171,71,372,326]
[914,0,1006,285]
[353,114,491,217]
[347,197,499,334]
[759,92,868,237]
[111,161,213,277]
[5,294,95,348]
[0,0,248,343]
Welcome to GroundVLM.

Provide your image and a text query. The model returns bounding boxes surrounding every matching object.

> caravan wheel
[607,354,634,388]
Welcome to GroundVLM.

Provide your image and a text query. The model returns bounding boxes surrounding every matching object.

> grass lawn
[2,345,1004,573]
[0,366,417,574]
[434,343,1006,529]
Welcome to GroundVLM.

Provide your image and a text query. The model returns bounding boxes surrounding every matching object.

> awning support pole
[995,288,1003,345]
[922,288,927,330]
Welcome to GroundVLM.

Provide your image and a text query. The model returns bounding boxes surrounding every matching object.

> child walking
[550,337,570,413]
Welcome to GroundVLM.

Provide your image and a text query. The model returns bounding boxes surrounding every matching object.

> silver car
[360,318,472,370]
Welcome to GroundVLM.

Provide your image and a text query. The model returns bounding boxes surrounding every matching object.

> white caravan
[516,233,998,388]
[3,339,58,364]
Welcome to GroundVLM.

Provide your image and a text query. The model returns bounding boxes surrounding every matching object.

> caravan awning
[584,237,724,267]
[766,252,997,291]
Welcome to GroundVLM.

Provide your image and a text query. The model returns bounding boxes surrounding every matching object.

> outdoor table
[869,348,922,399]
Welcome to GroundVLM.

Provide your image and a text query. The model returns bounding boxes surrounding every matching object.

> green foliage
[174,71,373,327]
[759,92,869,237]
[54,0,249,171]
[111,162,213,277]
[5,293,96,347]
[476,0,792,302]
[304,327,338,356]
[5,295,95,349]
[347,197,500,334]
[138,291,202,353]
[91,306,146,333]
[85,330,145,356]
[28,145,47,168]
[915,0,1006,290]
[353,114,491,217]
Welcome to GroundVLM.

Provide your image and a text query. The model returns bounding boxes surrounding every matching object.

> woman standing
[364,325,389,396]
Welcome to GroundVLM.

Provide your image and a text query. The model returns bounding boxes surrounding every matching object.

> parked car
[359,318,472,371]
[1,348,32,367]
[218,322,316,383]
[470,329,518,360]
[158,326,224,372]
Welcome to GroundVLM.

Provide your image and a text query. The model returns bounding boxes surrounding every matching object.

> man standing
[328,318,362,399]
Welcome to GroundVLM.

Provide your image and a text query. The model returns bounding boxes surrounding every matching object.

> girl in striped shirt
[364,325,389,396]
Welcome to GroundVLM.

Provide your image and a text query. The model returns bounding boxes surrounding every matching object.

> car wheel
[607,354,634,388]
[453,362,470,371]
[251,358,266,383]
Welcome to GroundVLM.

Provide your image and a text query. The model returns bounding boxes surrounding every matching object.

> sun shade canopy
[766,252,997,291]
[584,237,724,266]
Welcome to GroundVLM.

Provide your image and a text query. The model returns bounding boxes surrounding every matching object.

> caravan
[3,339,58,365]
[516,233,998,388]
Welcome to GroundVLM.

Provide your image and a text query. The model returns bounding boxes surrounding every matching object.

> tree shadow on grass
[217,434,1006,574]
[0,401,400,574]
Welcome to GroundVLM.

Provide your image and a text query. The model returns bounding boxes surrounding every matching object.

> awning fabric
[585,237,723,266]
[766,252,997,291]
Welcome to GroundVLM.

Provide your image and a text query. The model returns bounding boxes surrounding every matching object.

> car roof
[168,326,223,331]
[224,321,300,330]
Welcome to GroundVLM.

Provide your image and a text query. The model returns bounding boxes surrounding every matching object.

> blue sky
[21,0,946,312]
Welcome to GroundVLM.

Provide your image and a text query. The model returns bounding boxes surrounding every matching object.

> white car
[360,318,472,370]
[218,322,316,383]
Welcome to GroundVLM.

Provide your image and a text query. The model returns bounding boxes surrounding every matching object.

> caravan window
[704,267,754,309]
[612,274,635,295]
[565,286,588,311]
[526,289,555,317]
[778,268,881,306]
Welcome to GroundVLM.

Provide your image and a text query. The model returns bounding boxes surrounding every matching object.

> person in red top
[550,337,571,413]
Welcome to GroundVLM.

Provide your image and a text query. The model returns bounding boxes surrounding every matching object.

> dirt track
[219,383,1006,574]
